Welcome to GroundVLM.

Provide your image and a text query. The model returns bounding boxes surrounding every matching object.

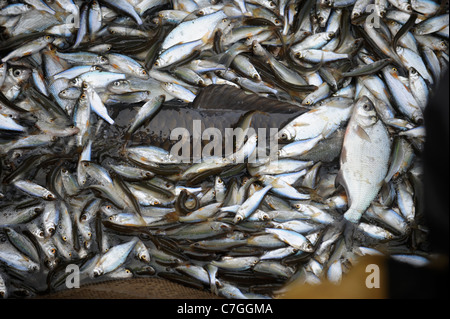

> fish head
[9,67,31,84]
[408,67,420,80]
[70,76,83,87]
[95,55,109,65]
[27,261,40,273]
[400,3,412,13]
[43,35,55,44]
[354,96,378,128]
[233,214,243,223]
[44,223,56,237]
[302,97,313,106]
[412,109,424,125]
[215,176,224,186]
[351,10,361,20]
[107,79,131,94]
[251,40,266,57]
[92,267,104,278]
[59,87,81,99]
[439,40,448,51]
[277,127,295,142]
[136,68,149,79]
[326,31,336,41]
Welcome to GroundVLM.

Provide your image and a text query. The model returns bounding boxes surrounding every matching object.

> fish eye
[154,61,159,67]
[62,236,67,241]
[274,19,281,25]
[198,10,205,16]
[100,56,108,63]
[39,231,45,237]
[363,103,373,111]
[222,18,228,23]
[13,69,22,77]
[269,1,276,7]
[47,194,55,200]
[50,248,56,254]
[280,132,288,140]
[304,100,311,105]
[141,69,147,75]
[392,67,397,73]
[352,12,360,18]
[109,216,114,221]
[45,35,52,41]
[82,82,88,89]
[406,4,412,11]
[80,214,87,221]
[80,93,87,99]
[125,269,131,274]
[113,81,121,86]
[106,205,111,209]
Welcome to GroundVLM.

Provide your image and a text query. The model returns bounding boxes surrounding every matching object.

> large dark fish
[110,84,308,152]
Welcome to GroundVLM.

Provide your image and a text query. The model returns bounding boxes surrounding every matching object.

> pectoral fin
[355,125,371,142]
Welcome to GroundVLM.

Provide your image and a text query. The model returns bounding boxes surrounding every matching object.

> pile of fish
[0,0,448,299]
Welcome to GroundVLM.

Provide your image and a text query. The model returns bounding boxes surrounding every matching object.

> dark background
[388,70,449,299]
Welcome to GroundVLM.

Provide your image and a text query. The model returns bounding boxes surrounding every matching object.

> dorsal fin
[192,84,307,114]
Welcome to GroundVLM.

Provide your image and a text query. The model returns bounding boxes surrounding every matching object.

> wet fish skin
[336,96,391,223]
[92,238,138,277]
[0,0,445,300]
